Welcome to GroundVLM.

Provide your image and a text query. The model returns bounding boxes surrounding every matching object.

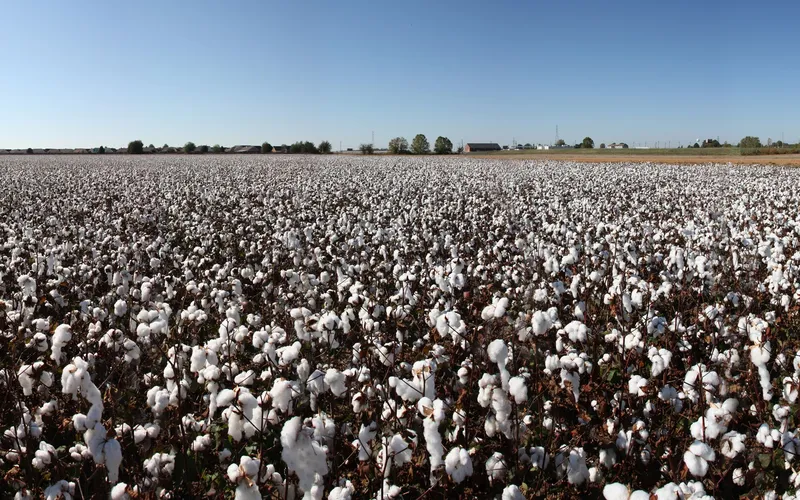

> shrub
[434,136,453,155]
[262,142,273,154]
[318,141,332,154]
[184,142,197,154]
[360,143,374,154]
[388,137,409,154]
[127,140,144,154]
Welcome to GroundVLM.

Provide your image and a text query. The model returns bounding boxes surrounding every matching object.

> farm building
[607,143,629,149]
[229,145,261,154]
[464,143,501,152]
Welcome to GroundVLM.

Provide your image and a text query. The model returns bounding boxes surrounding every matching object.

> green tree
[212,144,223,153]
[434,136,453,154]
[162,143,169,149]
[98,146,105,154]
[290,142,303,154]
[582,137,594,149]
[739,136,762,148]
[199,145,209,153]
[302,141,318,154]
[318,140,332,154]
[388,137,409,154]
[26,147,33,154]
[261,142,273,154]
[148,144,155,149]
[184,142,196,153]
[599,143,606,149]
[127,140,144,154]
[456,145,464,154]
[411,134,430,154]
[360,143,374,155]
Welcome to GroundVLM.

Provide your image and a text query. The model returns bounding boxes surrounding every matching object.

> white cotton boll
[485,452,506,484]
[501,485,525,500]
[234,370,255,386]
[325,369,348,397]
[51,324,72,365]
[721,431,746,458]
[114,300,128,317]
[104,438,123,482]
[603,483,629,500]
[280,416,329,496]
[564,321,589,343]
[648,347,672,377]
[234,482,260,500]
[445,447,473,484]
[732,467,746,486]
[566,448,589,485]
[487,339,508,365]
[217,389,236,407]
[531,310,553,336]
[628,375,647,396]
[508,376,528,403]
[110,483,129,500]
[683,440,715,477]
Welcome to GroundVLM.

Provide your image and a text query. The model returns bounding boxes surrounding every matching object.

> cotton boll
[110,483,129,500]
[325,369,348,397]
[104,438,123,483]
[485,452,506,484]
[51,324,72,365]
[445,447,473,484]
[501,485,525,500]
[603,483,629,500]
[280,416,329,496]
[508,376,528,403]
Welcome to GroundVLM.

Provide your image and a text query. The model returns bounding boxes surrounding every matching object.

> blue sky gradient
[1,0,798,149]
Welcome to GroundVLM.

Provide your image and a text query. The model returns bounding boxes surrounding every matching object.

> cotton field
[2,155,800,499]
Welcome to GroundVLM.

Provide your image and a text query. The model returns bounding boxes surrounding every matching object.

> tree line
[126,140,333,154]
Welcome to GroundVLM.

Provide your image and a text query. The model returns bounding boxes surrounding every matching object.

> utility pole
[372,131,374,145]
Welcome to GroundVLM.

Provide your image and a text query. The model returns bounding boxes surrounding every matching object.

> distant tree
[411,134,430,154]
[162,144,169,149]
[303,141,318,154]
[212,144,223,153]
[693,142,700,148]
[261,142,273,154]
[582,137,594,149]
[127,140,144,154]
[739,136,761,148]
[434,136,453,154]
[702,139,721,148]
[98,146,106,154]
[599,143,606,149]
[199,145,209,153]
[318,140,332,154]
[26,147,33,154]
[456,145,464,154]
[555,139,567,146]
[360,143,374,155]
[290,142,303,154]
[184,142,196,153]
[388,137,409,154]
[775,140,784,148]
[148,144,155,149]
[622,143,629,149]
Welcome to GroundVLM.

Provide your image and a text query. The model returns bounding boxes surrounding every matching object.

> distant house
[607,143,629,149]
[464,143,502,152]
[229,145,261,154]
[273,145,289,154]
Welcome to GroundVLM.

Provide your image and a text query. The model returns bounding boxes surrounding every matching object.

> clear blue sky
[2,0,798,149]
